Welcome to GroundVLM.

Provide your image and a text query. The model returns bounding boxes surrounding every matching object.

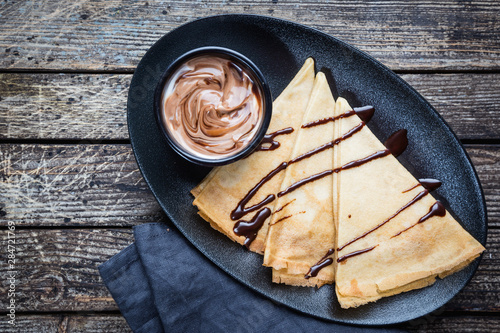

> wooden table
[0,1,498,332]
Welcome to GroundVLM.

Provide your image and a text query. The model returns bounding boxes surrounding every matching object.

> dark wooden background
[0,1,499,332]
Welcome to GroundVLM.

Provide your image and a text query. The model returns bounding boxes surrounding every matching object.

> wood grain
[0,73,499,140]
[0,1,499,71]
[0,0,498,331]
[0,314,131,332]
[0,74,129,140]
[1,313,500,333]
[0,313,498,332]
[0,144,164,227]
[0,229,134,312]
[0,228,497,313]
[406,315,500,333]
[0,144,498,227]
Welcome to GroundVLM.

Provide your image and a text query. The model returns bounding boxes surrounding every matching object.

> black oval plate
[127,14,487,326]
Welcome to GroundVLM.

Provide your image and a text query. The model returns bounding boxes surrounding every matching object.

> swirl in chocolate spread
[161,55,264,159]
[392,201,446,238]
[255,127,294,151]
[233,207,271,248]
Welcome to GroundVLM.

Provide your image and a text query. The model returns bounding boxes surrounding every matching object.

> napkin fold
[99,222,407,333]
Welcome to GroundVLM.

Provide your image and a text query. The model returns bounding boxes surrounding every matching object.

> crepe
[334,97,485,308]
[263,72,337,287]
[192,58,316,253]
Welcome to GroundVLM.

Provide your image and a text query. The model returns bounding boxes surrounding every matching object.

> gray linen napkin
[99,222,407,333]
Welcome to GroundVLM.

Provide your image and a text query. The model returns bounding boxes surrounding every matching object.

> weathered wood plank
[0,314,131,332]
[0,74,129,140]
[406,315,500,333]
[1,73,499,140]
[0,144,498,227]
[0,228,497,312]
[401,74,500,140]
[0,1,499,71]
[0,229,134,312]
[0,144,164,227]
[0,313,499,333]
[467,145,500,231]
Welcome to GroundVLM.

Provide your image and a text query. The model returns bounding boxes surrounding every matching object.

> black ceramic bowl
[153,46,273,166]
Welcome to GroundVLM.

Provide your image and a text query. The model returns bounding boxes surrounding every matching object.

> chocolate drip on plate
[403,178,442,193]
[233,207,272,248]
[384,129,408,157]
[353,105,375,123]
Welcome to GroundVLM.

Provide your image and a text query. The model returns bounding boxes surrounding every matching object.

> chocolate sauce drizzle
[392,201,446,238]
[231,162,287,221]
[301,110,355,128]
[384,129,408,157]
[289,122,365,165]
[255,127,294,151]
[301,106,374,128]
[270,214,292,226]
[232,122,369,220]
[273,199,296,215]
[278,149,391,198]
[233,207,272,248]
[230,106,380,246]
[403,178,442,193]
[337,189,429,252]
[305,248,335,279]
[337,245,377,263]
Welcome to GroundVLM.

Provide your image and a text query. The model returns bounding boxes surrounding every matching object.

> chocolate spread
[161,54,264,160]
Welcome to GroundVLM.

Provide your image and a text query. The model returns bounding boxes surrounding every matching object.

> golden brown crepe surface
[263,72,337,287]
[334,97,485,308]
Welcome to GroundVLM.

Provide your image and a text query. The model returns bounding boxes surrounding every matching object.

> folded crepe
[333,97,485,308]
[263,72,337,287]
[191,58,485,309]
[192,58,315,253]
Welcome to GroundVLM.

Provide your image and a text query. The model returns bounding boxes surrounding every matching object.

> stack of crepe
[192,59,485,308]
